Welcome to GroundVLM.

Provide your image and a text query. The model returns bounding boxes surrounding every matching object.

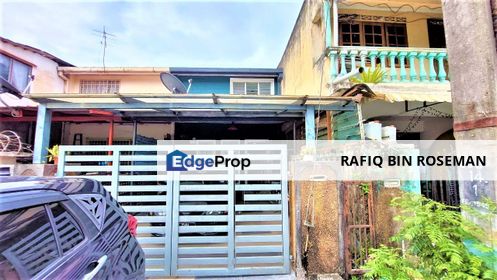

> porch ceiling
[366,83,452,103]
[25,93,358,118]
[338,0,442,12]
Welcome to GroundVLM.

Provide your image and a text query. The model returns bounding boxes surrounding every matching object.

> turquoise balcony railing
[329,46,449,83]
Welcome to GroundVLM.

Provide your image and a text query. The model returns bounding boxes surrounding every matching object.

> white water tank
[364,121,382,140]
[382,125,397,141]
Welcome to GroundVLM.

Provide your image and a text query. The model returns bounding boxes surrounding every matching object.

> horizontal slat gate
[58,145,173,277]
[58,144,289,277]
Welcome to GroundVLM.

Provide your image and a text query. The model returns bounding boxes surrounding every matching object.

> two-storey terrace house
[278,0,456,277]
[54,66,287,146]
[0,36,73,148]
[280,0,452,141]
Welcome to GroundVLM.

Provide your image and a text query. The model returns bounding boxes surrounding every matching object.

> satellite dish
[160,72,187,94]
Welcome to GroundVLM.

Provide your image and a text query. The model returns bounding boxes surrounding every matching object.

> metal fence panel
[58,144,290,277]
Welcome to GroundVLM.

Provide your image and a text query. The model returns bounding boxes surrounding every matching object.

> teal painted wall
[178,76,280,95]
[178,76,230,94]
[332,111,362,140]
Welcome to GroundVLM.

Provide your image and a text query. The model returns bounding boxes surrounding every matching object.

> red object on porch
[89,109,114,116]
[127,214,138,237]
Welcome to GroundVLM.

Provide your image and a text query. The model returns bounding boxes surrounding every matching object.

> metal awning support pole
[132,120,138,145]
[305,106,316,145]
[131,120,138,178]
[107,120,114,156]
[33,104,52,163]
[108,120,114,146]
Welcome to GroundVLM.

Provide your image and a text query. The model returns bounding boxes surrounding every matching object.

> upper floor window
[0,53,32,92]
[80,80,120,94]
[230,78,274,95]
[339,21,408,48]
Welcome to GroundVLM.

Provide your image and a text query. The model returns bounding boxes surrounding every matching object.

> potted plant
[350,67,385,84]
[46,145,59,165]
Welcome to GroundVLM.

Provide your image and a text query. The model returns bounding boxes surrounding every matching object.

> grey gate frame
[58,144,290,277]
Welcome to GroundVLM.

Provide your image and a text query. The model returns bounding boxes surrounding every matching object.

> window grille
[80,80,120,94]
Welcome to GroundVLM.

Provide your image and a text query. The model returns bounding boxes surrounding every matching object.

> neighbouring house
[278,0,457,277]
[280,0,453,142]
[0,36,73,149]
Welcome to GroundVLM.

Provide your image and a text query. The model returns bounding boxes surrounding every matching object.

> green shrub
[362,193,497,280]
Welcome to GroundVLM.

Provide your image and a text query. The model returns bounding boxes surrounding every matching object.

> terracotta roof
[0,36,74,67]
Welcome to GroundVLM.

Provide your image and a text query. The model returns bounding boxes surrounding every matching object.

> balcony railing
[329,46,449,83]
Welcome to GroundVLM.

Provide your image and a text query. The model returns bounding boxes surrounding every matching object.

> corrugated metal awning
[366,82,452,103]
[0,92,37,109]
[24,93,358,118]
[375,91,452,103]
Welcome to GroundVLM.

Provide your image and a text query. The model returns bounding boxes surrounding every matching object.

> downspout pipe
[57,70,69,93]
[332,0,339,47]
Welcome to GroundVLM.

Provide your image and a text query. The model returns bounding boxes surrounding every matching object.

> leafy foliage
[362,193,497,280]
[350,67,385,84]
[46,144,59,162]
[359,182,370,194]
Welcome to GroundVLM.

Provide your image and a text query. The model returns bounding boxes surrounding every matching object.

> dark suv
[0,177,145,280]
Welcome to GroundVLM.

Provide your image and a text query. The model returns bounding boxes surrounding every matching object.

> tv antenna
[92,26,115,70]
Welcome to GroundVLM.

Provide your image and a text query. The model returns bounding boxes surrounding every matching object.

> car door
[39,200,110,280]
[0,204,60,280]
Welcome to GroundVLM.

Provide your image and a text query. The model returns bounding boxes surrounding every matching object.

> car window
[70,194,106,230]
[48,203,85,254]
[0,206,59,279]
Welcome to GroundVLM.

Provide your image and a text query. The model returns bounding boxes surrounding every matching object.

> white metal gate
[58,144,290,277]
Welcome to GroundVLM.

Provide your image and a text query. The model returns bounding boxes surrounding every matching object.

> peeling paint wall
[278,0,330,97]
[373,185,403,246]
[299,180,343,275]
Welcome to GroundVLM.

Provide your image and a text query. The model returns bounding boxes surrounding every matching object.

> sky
[0,0,302,68]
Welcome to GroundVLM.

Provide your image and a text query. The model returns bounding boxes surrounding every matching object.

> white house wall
[361,100,453,140]
[1,42,65,93]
